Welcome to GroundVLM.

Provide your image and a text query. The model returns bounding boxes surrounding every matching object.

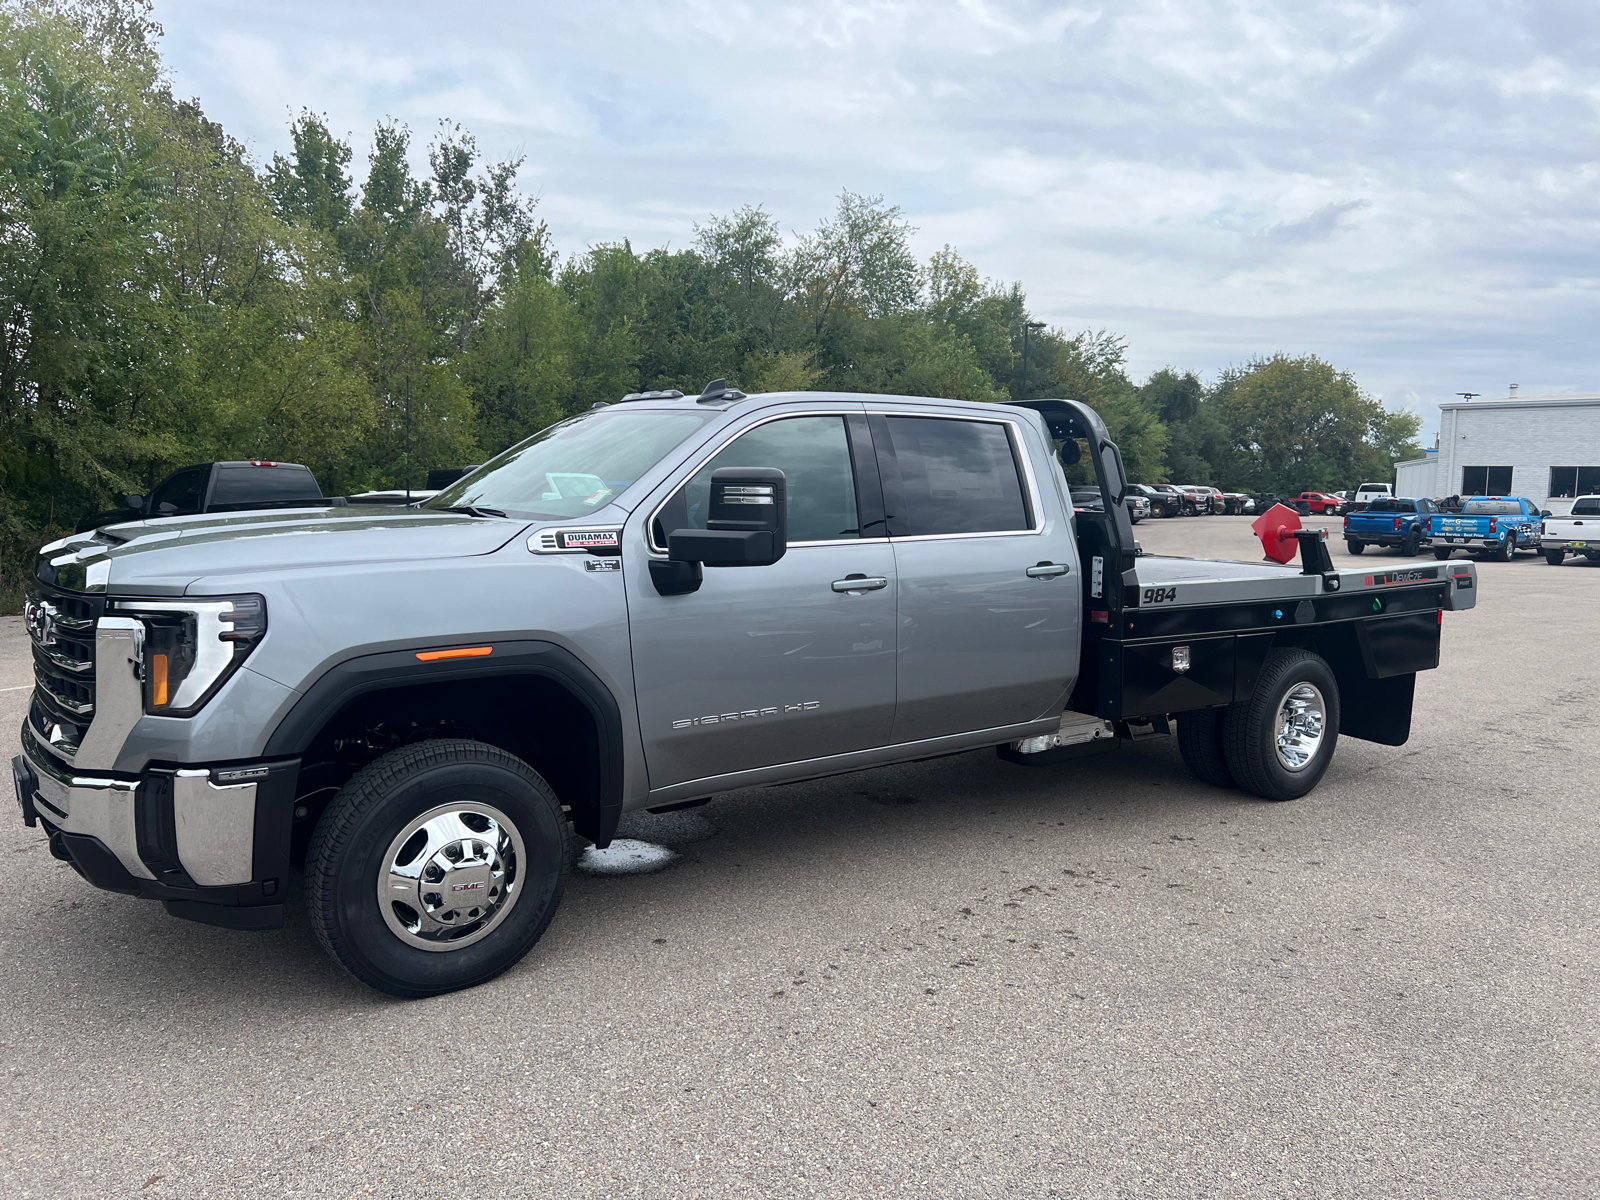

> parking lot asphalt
[2,516,1597,1199]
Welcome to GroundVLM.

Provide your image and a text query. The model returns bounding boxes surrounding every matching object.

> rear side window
[211,465,322,506]
[878,417,1030,536]
[1571,497,1600,515]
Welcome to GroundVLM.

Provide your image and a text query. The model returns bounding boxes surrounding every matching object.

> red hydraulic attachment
[1252,503,1304,564]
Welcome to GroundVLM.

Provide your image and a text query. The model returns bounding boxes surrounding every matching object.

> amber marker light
[415,646,493,662]
[151,654,169,707]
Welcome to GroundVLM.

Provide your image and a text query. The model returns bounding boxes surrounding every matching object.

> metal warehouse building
[1393,391,1600,514]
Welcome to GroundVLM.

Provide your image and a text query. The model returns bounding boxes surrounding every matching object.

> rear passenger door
[867,409,1080,744]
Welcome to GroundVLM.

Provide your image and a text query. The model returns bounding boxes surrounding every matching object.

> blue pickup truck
[1343,497,1436,555]
[1430,496,1546,561]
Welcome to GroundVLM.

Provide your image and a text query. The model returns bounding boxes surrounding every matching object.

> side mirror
[668,467,787,568]
[122,494,145,511]
[1541,509,1553,518]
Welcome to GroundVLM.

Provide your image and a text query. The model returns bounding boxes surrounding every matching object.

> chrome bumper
[20,722,259,888]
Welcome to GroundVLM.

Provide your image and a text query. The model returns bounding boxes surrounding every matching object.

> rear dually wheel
[1223,649,1340,802]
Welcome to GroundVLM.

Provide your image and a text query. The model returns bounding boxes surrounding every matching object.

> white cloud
[152,0,1600,432]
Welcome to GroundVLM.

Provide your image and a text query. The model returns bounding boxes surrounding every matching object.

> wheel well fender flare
[263,639,624,846]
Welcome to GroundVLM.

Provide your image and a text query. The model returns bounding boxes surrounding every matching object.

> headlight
[111,594,266,716]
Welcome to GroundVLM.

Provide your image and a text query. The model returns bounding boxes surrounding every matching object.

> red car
[1296,491,1346,515]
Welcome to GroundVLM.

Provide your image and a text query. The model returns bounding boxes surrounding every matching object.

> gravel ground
[2,516,1596,1199]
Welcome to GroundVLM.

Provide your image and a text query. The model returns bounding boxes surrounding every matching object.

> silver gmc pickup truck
[15,387,1477,996]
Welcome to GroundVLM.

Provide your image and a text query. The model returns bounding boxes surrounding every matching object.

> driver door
[625,409,897,791]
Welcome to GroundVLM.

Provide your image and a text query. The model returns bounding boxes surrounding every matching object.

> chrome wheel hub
[1274,682,1326,771]
[378,803,524,951]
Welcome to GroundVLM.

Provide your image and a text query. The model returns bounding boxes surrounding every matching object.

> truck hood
[40,507,533,595]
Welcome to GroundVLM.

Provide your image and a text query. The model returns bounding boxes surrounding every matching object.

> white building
[1392,391,1600,513]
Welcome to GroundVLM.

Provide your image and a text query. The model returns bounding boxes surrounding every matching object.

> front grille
[26,583,106,759]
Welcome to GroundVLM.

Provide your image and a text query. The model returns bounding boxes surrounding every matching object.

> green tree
[1213,354,1409,493]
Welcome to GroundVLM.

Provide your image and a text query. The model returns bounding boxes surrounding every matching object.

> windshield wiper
[442,505,508,518]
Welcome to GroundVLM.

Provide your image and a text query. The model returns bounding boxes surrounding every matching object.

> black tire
[1433,547,1452,560]
[307,739,570,997]
[1400,528,1421,556]
[1546,550,1566,565]
[1346,539,1365,555]
[1223,649,1340,802]
[1494,533,1514,562]
[1178,708,1235,788]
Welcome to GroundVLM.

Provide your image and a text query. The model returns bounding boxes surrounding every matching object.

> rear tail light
[1394,517,1402,531]
[1489,518,1498,535]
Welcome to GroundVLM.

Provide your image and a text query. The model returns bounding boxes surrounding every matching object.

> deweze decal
[1363,567,1439,587]
[557,528,621,550]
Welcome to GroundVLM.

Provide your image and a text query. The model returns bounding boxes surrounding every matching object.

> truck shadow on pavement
[24,732,1322,1015]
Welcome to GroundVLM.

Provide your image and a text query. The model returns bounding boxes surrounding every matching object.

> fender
[263,639,625,847]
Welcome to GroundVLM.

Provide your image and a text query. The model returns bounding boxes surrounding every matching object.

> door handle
[832,574,889,593]
[1025,562,1069,579]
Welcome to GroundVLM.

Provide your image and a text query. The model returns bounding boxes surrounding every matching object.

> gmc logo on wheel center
[450,881,485,893]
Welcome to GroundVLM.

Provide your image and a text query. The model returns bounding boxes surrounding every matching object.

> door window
[149,467,208,514]
[876,417,1031,536]
[654,415,861,546]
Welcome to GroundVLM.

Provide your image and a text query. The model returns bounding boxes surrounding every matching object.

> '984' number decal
[1141,587,1178,605]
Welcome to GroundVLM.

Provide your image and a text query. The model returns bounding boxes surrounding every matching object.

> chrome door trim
[645,404,869,555]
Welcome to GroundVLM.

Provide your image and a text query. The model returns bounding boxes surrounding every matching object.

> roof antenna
[697,378,747,404]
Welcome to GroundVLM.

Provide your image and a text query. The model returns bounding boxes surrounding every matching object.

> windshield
[427,409,714,519]
[1366,499,1415,513]
[1462,499,1521,515]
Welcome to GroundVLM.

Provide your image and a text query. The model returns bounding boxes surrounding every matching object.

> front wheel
[1546,549,1566,565]
[1224,649,1340,801]
[1346,539,1365,555]
[307,739,571,997]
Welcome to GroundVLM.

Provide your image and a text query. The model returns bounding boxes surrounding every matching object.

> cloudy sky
[153,0,1600,437]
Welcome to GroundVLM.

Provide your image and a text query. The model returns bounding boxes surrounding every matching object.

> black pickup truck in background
[75,461,340,532]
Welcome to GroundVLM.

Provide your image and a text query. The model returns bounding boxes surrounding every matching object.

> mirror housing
[122,493,145,511]
[1541,509,1553,518]
[667,467,787,568]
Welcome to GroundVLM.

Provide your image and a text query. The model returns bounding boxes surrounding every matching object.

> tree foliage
[0,0,1422,601]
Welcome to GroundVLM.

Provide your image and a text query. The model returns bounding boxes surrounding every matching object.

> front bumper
[15,721,296,929]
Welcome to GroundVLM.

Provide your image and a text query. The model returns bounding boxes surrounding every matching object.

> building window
[1548,467,1600,499]
[1461,465,1512,495]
